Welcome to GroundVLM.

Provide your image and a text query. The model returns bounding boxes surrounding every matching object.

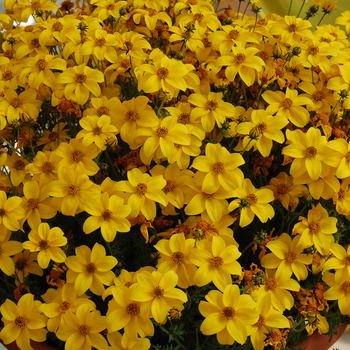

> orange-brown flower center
[36,59,47,70]
[75,73,87,83]
[229,30,240,40]
[92,126,102,135]
[11,98,22,108]
[312,90,325,101]
[213,161,225,173]
[78,324,89,336]
[59,301,71,312]
[193,13,204,21]
[31,38,40,48]
[163,179,176,194]
[86,262,97,274]
[277,183,289,194]
[125,110,139,122]
[177,112,190,124]
[153,286,164,298]
[27,198,39,209]
[15,257,27,270]
[305,146,317,158]
[71,150,83,162]
[39,239,49,250]
[285,251,298,263]
[288,23,298,32]
[342,281,350,293]
[52,22,63,32]
[309,221,321,234]
[14,316,27,329]
[209,256,224,268]
[136,183,147,195]
[233,53,246,64]
[126,302,140,316]
[282,98,293,109]
[42,161,55,173]
[67,184,80,195]
[3,70,13,81]
[156,126,168,137]
[246,193,258,205]
[14,160,26,170]
[265,277,278,290]
[97,106,109,116]
[157,67,169,79]
[48,131,57,141]
[256,314,265,327]
[257,122,267,133]
[344,255,350,266]
[206,100,218,110]
[222,306,236,320]
[308,45,319,55]
[171,251,185,264]
[102,209,112,221]
[0,208,5,217]
[95,37,106,46]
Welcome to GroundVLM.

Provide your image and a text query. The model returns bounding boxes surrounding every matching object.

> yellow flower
[293,203,337,255]
[106,284,154,340]
[335,10,350,34]
[76,114,119,151]
[114,31,152,60]
[107,332,151,350]
[323,271,350,315]
[130,270,188,324]
[199,284,259,345]
[114,167,168,220]
[0,231,22,276]
[56,63,105,106]
[39,283,96,332]
[190,235,242,291]
[0,191,25,233]
[83,192,131,242]
[65,243,117,296]
[22,222,67,269]
[36,123,70,151]
[56,304,108,350]
[91,0,128,20]
[229,179,275,228]
[323,242,350,282]
[155,233,197,289]
[0,293,47,350]
[263,87,312,127]
[333,179,350,215]
[5,152,30,187]
[261,233,313,281]
[327,138,350,179]
[13,250,43,284]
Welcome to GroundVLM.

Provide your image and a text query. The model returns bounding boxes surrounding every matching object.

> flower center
[92,126,102,135]
[233,53,246,64]
[213,161,225,173]
[15,258,27,270]
[11,98,22,108]
[177,113,190,124]
[305,146,317,158]
[27,198,39,209]
[265,277,278,290]
[126,302,140,316]
[157,67,169,79]
[95,37,106,46]
[48,131,57,141]
[257,122,267,133]
[221,306,236,320]
[0,208,5,217]
[285,251,297,263]
[171,251,185,264]
[282,98,293,109]
[256,314,265,327]
[312,90,325,101]
[14,160,26,170]
[59,301,71,312]
[86,262,97,275]
[153,286,164,298]
[3,70,13,81]
[345,152,350,162]
[71,150,83,162]
[246,193,258,205]
[163,179,176,194]
[136,183,147,195]
[344,255,350,266]
[156,126,168,137]
[36,59,47,70]
[209,256,224,268]
[194,13,204,21]
[204,192,215,199]
[78,324,89,336]
[308,45,319,55]
[106,2,115,10]
[338,188,346,200]
[97,106,109,116]
[52,22,63,32]
[309,221,321,234]
[14,316,27,329]
[102,209,112,221]
[75,73,87,83]
[277,183,289,194]
[31,38,40,48]
[67,184,79,195]
[125,111,139,122]
[205,100,218,110]
[342,281,350,293]
[229,30,240,40]
[42,161,55,173]
[39,240,49,250]
[288,23,298,32]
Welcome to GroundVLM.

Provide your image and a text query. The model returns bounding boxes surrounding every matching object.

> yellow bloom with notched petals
[0,231,22,276]
[13,250,43,284]
[0,191,26,233]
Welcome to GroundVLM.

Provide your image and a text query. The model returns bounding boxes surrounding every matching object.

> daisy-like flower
[263,87,312,127]
[107,332,151,350]
[13,250,43,284]
[327,138,350,179]
[229,178,275,228]
[216,46,265,86]
[65,243,118,296]
[190,235,242,291]
[5,152,30,187]
[236,109,288,157]
[199,284,259,345]
[323,271,350,315]
[0,293,47,350]
[335,10,350,34]
[114,168,168,220]
[91,0,128,20]
[114,31,152,60]
[83,192,131,242]
[188,91,236,133]
[323,243,350,283]
[0,191,26,233]
[155,233,197,289]
[56,304,108,350]
[56,63,105,106]
[261,233,313,281]
[76,114,119,151]
[293,203,337,255]
[130,270,188,324]
[22,222,67,269]
[36,123,70,151]
[0,231,22,276]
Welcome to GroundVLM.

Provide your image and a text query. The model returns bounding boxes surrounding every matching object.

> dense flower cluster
[0,0,350,349]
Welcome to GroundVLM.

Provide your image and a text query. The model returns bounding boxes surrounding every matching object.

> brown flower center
[222,306,236,320]
[102,209,112,221]
[48,131,57,141]
[67,184,79,195]
[75,73,87,83]
[205,100,218,110]
[194,13,204,21]
[308,45,319,55]
[136,183,147,195]
[204,192,215,199]
[86,262,97,274]
[246,193,258,205]
[229,30,240,40]
[288,23,298,32]
[157,67,169,79]
[305,146,317,158]
[163,179,176,194]
[11,98,22,108]
[92,126,102,135]
[312,90,325,101]
[277,183,289,194]
[71,150,83,162]
[39,240,49,250]
[153,286,164,298]
[342,281,350,293]
[265,277,278,290]
[15,258,27,270]
[14,160,26,170]
[345,152,350,162]
[31,38,40,48]
[32,1,41,9]
[14,316,27,329]
[309,221,321,234]
[36,59,47,70]
[125,110,139,122]
[177,112,190,124]
[257,122,267,133]
[213,161,225,173]
[97,106,110,116]
[171,251,185,264]
[233,53,246,64]
[256,314,265,327]
[282,98,293,109]
[52,22,63,32]
[344,255,350,266]
[95,37,106,46]
[126,302,140,316]
[27,198,39,209]
[3,70,13,81]
[156,126,168,137]
[338,188,346,200]
[42,161,55,173]
[285,251,297,263]
[0,208,5,217]
[59,301,71,312]
[209,256,224,268]
[78,324,89,336]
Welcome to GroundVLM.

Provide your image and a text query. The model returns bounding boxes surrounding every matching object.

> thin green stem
[297,1,305,17]
[288,0,293,15]
[241,1,250,20]
[317,12,326,26]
